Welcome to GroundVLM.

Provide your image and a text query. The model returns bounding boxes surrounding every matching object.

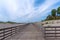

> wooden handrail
[0,24,27,40]
[44,26,60,40]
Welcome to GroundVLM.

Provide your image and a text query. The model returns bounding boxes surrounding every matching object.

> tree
[51,9,56,19]
[44,7,60,21]
[51,9,56,17]
[57,7,60,16]
[46,15,53,20]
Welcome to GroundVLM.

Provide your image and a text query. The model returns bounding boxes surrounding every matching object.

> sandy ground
[5,24,44,40]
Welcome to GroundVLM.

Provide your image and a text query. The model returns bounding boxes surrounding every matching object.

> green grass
[45,16,60,21]
[0,21,18,24]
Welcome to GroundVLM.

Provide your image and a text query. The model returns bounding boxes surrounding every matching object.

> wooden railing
[0,24,27,40]
[44,26,60,40]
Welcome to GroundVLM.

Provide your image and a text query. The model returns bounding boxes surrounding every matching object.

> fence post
[11,27,13,36]
[1,29,5,40]
[44,27,46,40]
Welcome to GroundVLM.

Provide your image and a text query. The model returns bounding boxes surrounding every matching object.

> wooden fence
[44,26,60,40]
[0,24,27,40]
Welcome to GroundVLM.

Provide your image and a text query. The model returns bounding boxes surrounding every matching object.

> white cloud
[0,0,60,22]
[25,0,60,19]
[3,0,35,20]
[37,0,60,15]
[0,14,8,21]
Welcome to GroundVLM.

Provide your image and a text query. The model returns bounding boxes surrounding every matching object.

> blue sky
[0,0,60,23]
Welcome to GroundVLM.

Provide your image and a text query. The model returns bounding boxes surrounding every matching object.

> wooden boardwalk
[5,24,44,40]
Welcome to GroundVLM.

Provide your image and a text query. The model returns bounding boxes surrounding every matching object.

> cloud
[0,0,60,23]
[25,0,60,19]
[3,0,35,20]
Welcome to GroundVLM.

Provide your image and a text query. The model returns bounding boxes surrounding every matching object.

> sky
[0,0,60,23]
